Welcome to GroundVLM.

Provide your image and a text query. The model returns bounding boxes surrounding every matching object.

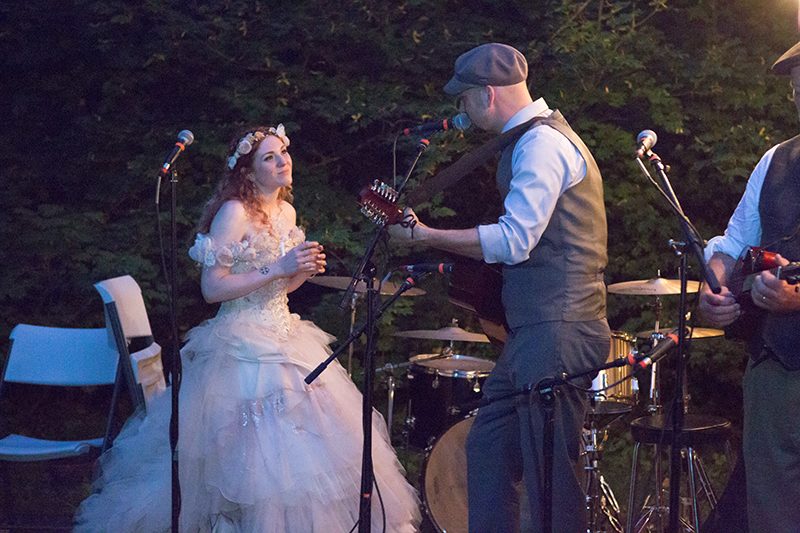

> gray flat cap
[444,43,528,95]
[772,41,800,75]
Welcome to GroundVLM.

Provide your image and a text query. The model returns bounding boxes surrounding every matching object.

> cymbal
[393,326,490,343]
[607,277,700,296]
[636,327,724,340]
[308,276,425,296]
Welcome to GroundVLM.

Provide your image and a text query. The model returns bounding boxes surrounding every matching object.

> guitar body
[725,247,800,340]
[448,258,508,345]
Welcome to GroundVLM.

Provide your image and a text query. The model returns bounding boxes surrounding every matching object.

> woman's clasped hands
[276,241,326,277]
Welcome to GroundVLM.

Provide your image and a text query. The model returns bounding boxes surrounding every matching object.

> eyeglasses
[456,86,488,110]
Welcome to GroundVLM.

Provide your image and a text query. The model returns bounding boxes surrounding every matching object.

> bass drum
[420,415,474,533]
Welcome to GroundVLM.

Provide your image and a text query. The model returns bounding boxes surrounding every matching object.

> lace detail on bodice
[189,225,305,339]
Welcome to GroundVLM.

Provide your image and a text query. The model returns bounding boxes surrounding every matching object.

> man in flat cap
[698,42,800,532]
[389,42,610,532]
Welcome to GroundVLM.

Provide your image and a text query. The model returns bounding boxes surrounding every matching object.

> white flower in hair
[268,124,290,147]
[227,130,266,170]
[226,126,289,170]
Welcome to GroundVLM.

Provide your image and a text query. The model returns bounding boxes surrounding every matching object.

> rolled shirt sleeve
[703,145,776,263]
[478,123,587,265]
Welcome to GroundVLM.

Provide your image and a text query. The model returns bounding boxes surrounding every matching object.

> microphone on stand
[635,129,657,158]
[402,113,471,136]
[633,330,679,369]
[159,130,195,176]
[400,262,455,274]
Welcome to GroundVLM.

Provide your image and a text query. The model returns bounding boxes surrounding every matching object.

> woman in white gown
[75,125,421,532]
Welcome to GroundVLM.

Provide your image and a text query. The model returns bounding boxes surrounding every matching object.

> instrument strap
[407,114,547,206]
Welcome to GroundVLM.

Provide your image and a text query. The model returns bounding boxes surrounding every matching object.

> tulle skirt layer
[75,313,421,532]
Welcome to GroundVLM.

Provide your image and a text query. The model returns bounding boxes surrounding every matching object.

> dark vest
[497,111,607,328]
[756,134,800,369]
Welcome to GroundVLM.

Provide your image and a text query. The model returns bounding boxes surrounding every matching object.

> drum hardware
[635,327,723,341]
[308,275,425,375]
[584,399,624,533]
[592,331,639,409]
[607,279,669,415]
[375,360,413,439]
[405,352,495,448]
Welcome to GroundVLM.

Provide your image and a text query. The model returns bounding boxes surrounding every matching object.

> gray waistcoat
[756,134,800,369]
[497,111,607,328]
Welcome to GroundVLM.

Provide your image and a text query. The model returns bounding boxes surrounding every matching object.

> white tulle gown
[75,224,421,532]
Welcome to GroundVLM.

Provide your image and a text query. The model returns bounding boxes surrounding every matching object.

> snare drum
[406,354,494,448]
[421,415,474,533]
[592,331,638,403]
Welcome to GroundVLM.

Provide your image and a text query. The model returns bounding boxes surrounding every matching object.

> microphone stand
[481,350,661,533]
[306,139,429,533]
[635,149,720,533]
[304,273,426,532]
[155,167,183,532]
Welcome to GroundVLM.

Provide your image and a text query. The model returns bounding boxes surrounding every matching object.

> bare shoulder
[216,199,248,220]
[210,200,249,241]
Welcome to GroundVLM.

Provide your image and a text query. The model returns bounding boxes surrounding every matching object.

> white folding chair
[0,324,119,461]
[94,275,166,414]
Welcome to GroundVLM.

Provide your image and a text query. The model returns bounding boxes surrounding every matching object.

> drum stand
[375,360,412,438]
[584,399,624,533]
[375,347,454,444]
[626,328,724,533]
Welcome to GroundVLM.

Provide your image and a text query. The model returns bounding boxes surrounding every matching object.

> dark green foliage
[1,0,798,521]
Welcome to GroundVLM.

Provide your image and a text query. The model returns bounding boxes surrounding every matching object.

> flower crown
[226,124,290,170]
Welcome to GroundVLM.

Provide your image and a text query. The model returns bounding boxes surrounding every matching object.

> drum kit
[310,274,723,533]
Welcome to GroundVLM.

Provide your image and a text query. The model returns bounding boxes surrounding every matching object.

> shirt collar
[501,98,550,133]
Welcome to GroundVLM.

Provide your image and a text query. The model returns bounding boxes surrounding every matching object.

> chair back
[94,275,160,413]
[94,275,153,340]
[4,325,117,387]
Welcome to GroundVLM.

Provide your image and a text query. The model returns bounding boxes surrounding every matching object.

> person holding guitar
[388,43,610,532]
[698,43,800,532]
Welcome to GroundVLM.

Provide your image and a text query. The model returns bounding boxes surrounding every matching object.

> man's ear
[484,86,495,107]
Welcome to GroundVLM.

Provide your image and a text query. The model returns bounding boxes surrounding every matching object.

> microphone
[400,262,455,274]
[402,113,471,136]
[159,130,195,176]
[633,330,679,369]
[635,129,657,158]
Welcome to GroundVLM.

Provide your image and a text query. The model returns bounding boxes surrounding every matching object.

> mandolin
[724,246,800,340]
[358,180,509,345]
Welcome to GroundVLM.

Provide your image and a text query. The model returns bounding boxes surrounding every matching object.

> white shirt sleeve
[477,125,587,265]
[703,145,776,262]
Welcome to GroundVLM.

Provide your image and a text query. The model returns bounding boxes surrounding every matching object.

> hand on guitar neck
[360,181,484,259]
[747,253,800,313]
[698,247,800,338]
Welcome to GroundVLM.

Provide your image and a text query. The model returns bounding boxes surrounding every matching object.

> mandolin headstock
[358,180,404,226]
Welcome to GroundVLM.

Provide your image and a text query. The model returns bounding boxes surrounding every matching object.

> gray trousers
[466,319,610,533]
[743,357,800,533]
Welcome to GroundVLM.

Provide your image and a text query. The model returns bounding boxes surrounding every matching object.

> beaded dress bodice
[189,223,305,339]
